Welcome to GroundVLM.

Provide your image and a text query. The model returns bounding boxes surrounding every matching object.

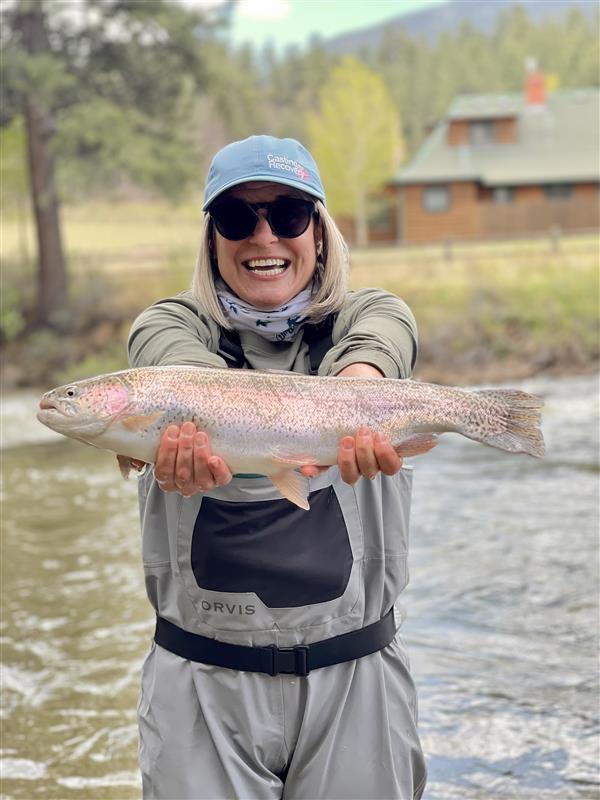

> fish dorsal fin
[270,470,311,510]
[120,411,164,432]
[394,434,438,458]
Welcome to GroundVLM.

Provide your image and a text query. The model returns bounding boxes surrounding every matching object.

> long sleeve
[320,289,417,379]
[127,293,226,369]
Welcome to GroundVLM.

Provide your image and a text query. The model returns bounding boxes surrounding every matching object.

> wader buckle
[263,644,310,676]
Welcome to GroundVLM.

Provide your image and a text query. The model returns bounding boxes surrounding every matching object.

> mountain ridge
[323,0,597,55]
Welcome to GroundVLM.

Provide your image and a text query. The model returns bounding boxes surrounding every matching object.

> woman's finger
[154,425,181,490]
[192,431,215,489]
[373,432,403,476]
[354,427,378,479]
[207,455,233,487]
[175,422,197,494]
[193,434,233,490]
[338,436,360,485]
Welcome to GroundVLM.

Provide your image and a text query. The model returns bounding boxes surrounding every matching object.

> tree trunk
[19,0,67,327]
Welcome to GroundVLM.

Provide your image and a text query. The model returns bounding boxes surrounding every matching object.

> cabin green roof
[392,88,600,186]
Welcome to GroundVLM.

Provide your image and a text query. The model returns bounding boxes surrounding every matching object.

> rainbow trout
[37,366,544,509]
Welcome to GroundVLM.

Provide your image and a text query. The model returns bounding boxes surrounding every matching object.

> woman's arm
[321,288,417,380]
[128,294,226,369]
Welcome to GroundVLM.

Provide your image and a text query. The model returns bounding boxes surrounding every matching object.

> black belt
[154,609,396,677]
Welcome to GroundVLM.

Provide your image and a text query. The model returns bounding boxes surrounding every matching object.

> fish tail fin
[465,389,545,458]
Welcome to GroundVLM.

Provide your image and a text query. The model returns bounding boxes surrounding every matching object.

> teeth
[247,259,286,268]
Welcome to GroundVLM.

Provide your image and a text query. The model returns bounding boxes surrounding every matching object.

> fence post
[549,225,562,253]
[443,238,453,262]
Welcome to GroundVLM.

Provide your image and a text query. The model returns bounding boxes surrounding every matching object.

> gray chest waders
[136,317,427,799]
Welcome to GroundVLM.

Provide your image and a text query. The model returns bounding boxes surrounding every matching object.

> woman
[128,135,426,799]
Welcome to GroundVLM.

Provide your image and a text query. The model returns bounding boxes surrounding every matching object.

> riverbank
[3,300,597,391]
[1,215,598,389]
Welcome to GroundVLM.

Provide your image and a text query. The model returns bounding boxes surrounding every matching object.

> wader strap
[154,608,395,677]
[302,314,336,375]
[217,315,336,375]
[217,328,246,368]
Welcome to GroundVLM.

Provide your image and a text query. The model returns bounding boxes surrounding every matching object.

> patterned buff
[216,280,313,342]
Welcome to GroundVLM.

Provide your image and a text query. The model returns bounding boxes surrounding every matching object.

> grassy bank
[1,201,598,388]
[350,241,599,383]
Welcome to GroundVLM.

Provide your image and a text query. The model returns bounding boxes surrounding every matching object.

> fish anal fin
[120,411,164,432]
[270,470,310,510]
[394,434,438,458]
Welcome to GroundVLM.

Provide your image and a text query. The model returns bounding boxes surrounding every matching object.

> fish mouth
[36,405,110,438]
[39,398,59,411]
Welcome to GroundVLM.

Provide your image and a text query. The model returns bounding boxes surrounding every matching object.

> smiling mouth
[242,258,290,276]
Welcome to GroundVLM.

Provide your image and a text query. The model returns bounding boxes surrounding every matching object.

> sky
[226,0,449,52]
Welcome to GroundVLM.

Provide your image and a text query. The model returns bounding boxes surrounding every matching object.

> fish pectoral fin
[120,411,164,432]
[394,433,438,457]
[270,470,311,511]
[116,454,132,480]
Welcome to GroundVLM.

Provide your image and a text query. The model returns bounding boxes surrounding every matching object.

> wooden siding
[480,194,599,239]
[402,182,482,243]
[495,117,518,144]
[400,181,600,243]
[447,117,517,146]
[447,120,469,146]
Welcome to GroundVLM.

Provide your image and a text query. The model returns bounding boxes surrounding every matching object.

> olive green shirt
[128,288,417,378]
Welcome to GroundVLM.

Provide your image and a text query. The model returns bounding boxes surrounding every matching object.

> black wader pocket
[191,487,353,608]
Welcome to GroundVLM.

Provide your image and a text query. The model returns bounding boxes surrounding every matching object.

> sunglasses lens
[210,198,315,240]
[210,199,257,240]
[269,198,313,238]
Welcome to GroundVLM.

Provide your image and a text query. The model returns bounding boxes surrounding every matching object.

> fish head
[37,374,131,441]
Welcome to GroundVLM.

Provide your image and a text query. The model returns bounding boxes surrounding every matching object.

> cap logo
[266,153,310,181]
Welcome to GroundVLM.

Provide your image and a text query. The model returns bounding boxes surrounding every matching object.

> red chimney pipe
[524,58,546,107]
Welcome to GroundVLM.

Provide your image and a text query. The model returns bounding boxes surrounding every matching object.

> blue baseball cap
[203,135,326,210]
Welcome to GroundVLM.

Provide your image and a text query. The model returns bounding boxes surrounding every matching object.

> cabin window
[543,184,573,200]
[469,120,495,146]
[492,187,514,204]
[423,185,450,213]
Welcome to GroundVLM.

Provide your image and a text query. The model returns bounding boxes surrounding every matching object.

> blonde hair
[191,199,350,329]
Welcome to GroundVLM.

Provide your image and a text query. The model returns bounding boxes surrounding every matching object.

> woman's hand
[153,422,232,497]
[299,427,402,485]
[299,362,403,485]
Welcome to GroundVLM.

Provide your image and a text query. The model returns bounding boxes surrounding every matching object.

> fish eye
[66,388,75,397]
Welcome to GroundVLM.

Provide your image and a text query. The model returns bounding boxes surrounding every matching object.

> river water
[1,373,598,799]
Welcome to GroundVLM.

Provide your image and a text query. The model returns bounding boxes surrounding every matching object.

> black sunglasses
[209,197,316,241]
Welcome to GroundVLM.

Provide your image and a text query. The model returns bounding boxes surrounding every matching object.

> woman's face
[212,181,320,310]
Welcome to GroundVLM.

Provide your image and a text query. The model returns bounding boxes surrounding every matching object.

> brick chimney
[524,56,546,108]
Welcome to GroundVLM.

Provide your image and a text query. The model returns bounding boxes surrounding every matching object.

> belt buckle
[263,644,310,677]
